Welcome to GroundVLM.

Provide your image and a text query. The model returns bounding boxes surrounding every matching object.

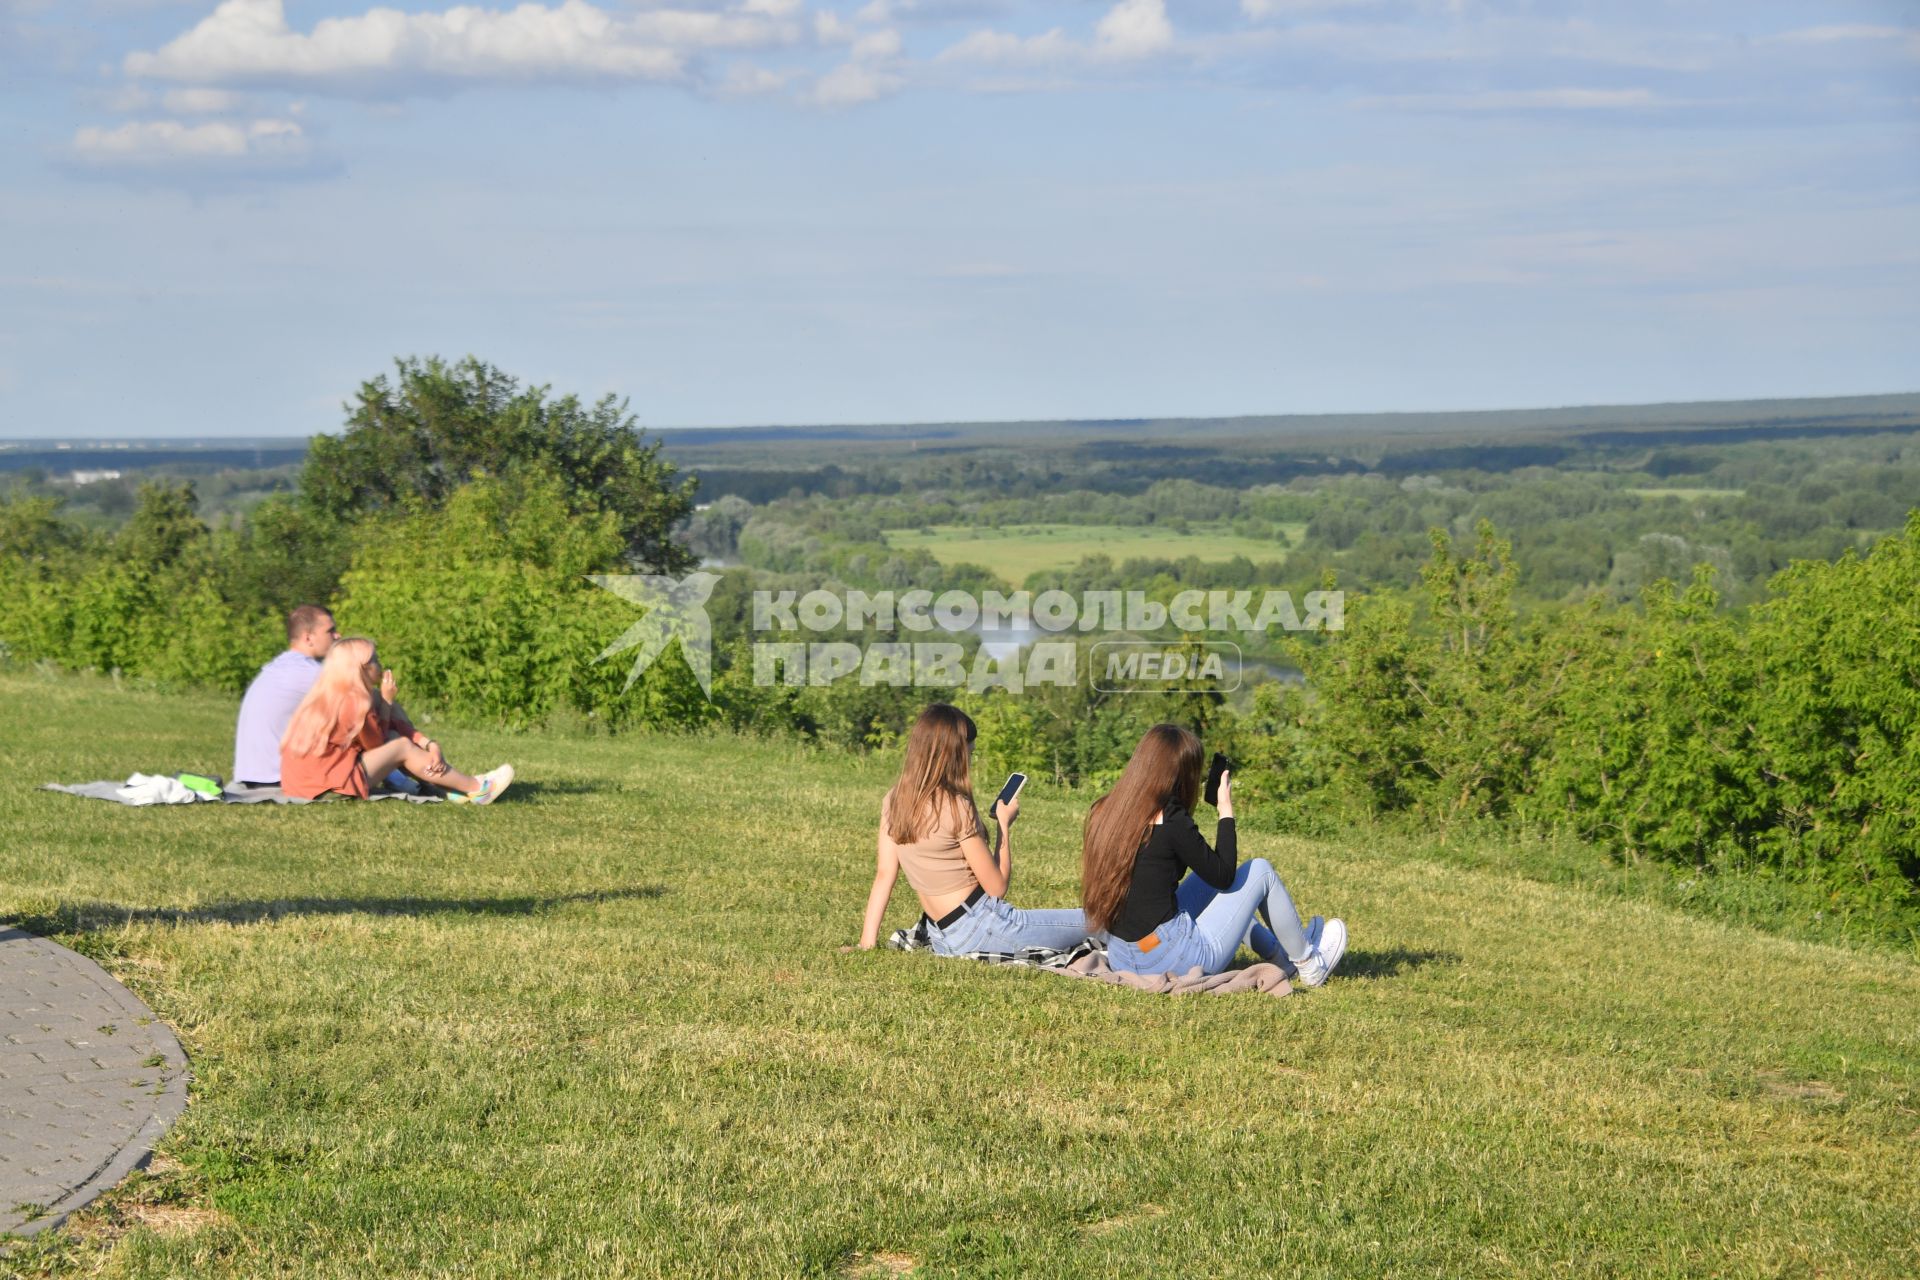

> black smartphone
[1204,753,1233,808]
[996,772,1028,807]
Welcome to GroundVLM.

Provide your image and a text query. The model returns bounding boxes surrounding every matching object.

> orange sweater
[280,706,385,800]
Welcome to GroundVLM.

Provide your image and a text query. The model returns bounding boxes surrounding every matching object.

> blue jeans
[1108,858,1312,976]
[926,894,1089,957]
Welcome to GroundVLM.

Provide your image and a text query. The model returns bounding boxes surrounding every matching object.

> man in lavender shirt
[231,605,339,787]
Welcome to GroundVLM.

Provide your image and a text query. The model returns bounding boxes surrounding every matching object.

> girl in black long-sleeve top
[1082,723,1347,985]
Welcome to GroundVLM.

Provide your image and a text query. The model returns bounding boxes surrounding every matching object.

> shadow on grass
[1339,947,1459,980]
[5,886,669,936]
[498,779,604,800]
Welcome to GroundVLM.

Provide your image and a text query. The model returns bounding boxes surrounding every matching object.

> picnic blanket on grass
[888,919,1292,998]
[43,774,442,806]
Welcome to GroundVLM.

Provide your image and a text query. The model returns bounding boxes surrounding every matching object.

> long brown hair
[1081,723,1204,931]
[886,704,982,843]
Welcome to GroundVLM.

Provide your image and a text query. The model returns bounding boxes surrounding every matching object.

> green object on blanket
[176,773,224,798]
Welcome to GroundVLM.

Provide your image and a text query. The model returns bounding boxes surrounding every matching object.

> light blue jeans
[926,894,1090,957]
[1107,858,1312,977]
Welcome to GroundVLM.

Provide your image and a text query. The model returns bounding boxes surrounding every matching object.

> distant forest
[7,390,1916,533]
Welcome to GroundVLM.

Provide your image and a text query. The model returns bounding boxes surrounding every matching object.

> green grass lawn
[883,523,1305,585]
[3,672,1917,1278]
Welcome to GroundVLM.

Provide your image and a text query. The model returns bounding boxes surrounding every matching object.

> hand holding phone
[994,772,1027,826]
[1204,752,1233,808]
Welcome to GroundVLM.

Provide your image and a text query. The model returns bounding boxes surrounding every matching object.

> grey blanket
[887,921,1293,998]
[42,779,441,805]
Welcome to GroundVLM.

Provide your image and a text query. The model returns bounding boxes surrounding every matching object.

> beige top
[881,786,984,899]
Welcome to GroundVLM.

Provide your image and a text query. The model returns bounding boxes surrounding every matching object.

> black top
[1107,799,1237,942]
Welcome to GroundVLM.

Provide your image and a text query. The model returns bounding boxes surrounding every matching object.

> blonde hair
[281,637,378,757]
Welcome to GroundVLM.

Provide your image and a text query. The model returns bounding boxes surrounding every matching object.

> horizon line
[3,388,1918,445]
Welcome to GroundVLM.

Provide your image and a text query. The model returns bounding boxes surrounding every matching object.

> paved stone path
[0,927,188,1239]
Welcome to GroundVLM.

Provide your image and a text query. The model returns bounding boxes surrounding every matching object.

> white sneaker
[1257,916,1321,967]
[469,764,515,805]
[1291,918,1347,988]
[1319,917,1347,975]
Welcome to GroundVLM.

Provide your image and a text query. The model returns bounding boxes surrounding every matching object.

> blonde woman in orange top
[854,703,1087,954]
[280,638,513,804]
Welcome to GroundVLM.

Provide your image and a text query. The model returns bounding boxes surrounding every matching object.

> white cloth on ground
[113,773,204,806]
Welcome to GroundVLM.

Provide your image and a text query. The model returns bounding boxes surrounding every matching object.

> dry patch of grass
[1757,1070,1845,1104]
[117,1203,232,1240]
[18,1156,241,1276]
[842,1249,918,1277]
[1082,1203,1167,1236]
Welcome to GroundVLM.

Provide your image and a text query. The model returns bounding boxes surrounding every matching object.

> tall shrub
[335,468,711,728]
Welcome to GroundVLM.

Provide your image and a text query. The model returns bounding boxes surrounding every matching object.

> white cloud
[66,115,327,179]
[851,29,902,60]
[938,28,1076,66]
[714,62,792,96]
[807,13,903,102]
[162,87,241,114]
[814,9,858,43]
[806,59,904,105]
[1094,0,1172,60]
[122,0,806,91]
[941,0,1172,66]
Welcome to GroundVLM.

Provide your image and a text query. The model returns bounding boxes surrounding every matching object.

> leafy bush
[335,467,708,729]
[1275,515,1920,915]
[1743,512,1920,896]
[0,484,281,692]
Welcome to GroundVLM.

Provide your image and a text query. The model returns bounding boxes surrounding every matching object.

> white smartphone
[995,772,1028,807]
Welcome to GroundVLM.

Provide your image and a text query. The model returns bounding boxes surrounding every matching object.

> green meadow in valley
[881,523,1305,585]
[3,672,1917,1278]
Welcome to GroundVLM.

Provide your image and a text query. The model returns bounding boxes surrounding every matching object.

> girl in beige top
[855,704,1089,955]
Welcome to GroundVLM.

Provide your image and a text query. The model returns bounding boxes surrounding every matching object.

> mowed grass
[3,673,1918,1279]
[883,523,1305,585]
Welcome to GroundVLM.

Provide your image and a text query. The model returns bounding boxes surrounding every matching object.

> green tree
[1301,523,1558,825]
[119,480,207,568]
[302,356,698,573]
[0,493,77,562]
[213,496,351,618]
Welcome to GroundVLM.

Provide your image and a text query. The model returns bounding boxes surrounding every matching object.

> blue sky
[2,0,1915,437]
